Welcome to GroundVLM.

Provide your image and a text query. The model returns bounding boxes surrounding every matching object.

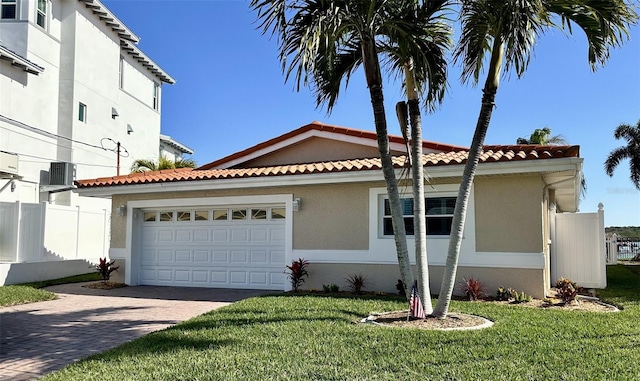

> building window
[118,56,124,89]
[1,0,17,19]
[78,103,87,122]
[382,196,456,236]
[36,0,46,28]
[153,82,160,110]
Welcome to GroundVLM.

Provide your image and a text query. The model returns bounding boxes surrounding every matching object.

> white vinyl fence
[551,203,606,289]
[0,201,109,264]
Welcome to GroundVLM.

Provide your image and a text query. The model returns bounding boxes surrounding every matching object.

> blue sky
[103,0,640,227]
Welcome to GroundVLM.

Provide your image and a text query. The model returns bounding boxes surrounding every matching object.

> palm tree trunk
[362,37,414,298]
[433,40,504,318]
[405,61,432,314]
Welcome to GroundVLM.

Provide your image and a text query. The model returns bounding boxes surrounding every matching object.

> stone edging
[360,312,494,331]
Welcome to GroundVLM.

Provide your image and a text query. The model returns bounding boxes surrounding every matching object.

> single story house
[76,122,585,298]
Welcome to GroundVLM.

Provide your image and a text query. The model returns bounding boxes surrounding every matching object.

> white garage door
[139,205,286,290]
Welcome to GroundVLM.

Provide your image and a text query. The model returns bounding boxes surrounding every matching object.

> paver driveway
[0,282,271,380]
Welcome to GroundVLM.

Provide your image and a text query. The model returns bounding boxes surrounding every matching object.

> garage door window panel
[194,210,209,221]
[232,209,247,220]
[271,207,285,220]
[144,212,157,222]
[213,209,228,221]
[160,212,174,222]
[177,211,191,221]
[251,208,267,220]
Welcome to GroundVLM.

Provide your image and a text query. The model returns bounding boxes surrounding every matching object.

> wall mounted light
[127,124,134,135]
[111,107,119,119]
[117,204,127,217]
[292,197,301,212]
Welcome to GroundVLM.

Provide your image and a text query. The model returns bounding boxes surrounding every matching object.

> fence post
[75,205,81,259]
[14,201,21,262]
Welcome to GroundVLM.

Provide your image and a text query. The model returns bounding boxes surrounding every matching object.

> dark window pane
[404,217,414,235]
[1,4,16,19]
[401,198,413,215]
[426,217,453,235]
[383,218,394,236]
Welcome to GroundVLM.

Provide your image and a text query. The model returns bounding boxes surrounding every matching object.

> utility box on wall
[49,162,76,186]
[0,151,19,176]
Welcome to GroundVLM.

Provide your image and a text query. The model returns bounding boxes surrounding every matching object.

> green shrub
[345,273,366,294]
[322,283,339,293]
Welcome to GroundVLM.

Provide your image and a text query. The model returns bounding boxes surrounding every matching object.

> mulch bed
[83,281,127,290]
[364,297,618,331]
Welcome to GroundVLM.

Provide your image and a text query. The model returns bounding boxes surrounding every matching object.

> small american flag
[410,283,425,318]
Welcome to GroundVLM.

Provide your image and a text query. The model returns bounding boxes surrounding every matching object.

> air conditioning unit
[0,151,19,175]
[49,162,76,186]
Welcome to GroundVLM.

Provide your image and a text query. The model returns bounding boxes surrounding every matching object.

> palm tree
[432,0,637,318]
[604,120,640,190]
[251,0,451,306]
[516,127,568,145]
[130,156,196,173]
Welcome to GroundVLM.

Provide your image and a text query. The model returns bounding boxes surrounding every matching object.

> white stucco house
[160,134,194,163]
[0,0,185,284]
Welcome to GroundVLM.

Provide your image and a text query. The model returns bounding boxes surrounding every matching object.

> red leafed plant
[462,277,485,301]
[96,257,119,282]
[555,277,582,304]
[285,258,309,292]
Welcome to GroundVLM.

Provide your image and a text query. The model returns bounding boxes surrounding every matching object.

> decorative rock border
[360,311,494,331]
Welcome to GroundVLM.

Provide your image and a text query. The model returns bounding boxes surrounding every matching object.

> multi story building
[0,0,175,207]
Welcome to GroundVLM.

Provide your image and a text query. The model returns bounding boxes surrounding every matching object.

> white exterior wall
[0,0,169,210]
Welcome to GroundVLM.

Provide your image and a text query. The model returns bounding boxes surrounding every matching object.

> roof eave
[75,157,582,198]
[78,0,139,43]
[0,46,45,74]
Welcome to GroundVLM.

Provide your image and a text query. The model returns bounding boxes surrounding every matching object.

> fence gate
[551,204,606,289]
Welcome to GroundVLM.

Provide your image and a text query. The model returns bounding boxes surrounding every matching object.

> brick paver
[0,283,270,380]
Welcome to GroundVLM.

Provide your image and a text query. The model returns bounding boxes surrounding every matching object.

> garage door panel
[140,205,285,290]
[193,271,208,283]
[250,229,268,241]
[158,230,174,242]
[270,228,285,242]
[212,230,228,242]
[250,272,268,285]
[213,250,228,262]
[210,271,227,283]
[175,250,191,262]
[193,250,209,262]
[231,250,247,263]
[175,270,190,282]
[157,269,173,281]
[230,229,248,242]
[230,271,247,284]
[193,230,210,242]
[176,230,192,242]
[250,250,268,263]
[158,250,173,262]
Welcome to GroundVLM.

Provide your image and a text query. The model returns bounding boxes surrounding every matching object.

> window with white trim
[78,102,87,122]
[36,0,46,28]
[382,196,456,236]
[152,82,160,110]
[1,0,17,20]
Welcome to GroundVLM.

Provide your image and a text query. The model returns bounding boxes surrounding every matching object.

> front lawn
[0,272,101,307]
[45,265,640,380]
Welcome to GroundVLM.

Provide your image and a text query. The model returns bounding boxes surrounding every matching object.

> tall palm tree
[433,0,637,318]
[251,0,451,306]
[604,120,640,190]
[130,156,196,173]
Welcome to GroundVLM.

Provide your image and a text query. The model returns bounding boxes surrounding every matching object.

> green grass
[0,272,101,307]
[43,265,640,381]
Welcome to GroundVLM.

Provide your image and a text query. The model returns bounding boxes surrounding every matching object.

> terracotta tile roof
[197,121,468,170]
[77,145,580,189]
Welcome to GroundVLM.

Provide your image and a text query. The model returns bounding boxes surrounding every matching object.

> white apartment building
[0,0,175,207]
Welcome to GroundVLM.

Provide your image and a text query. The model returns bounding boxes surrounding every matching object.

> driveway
[0,282,271,380]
